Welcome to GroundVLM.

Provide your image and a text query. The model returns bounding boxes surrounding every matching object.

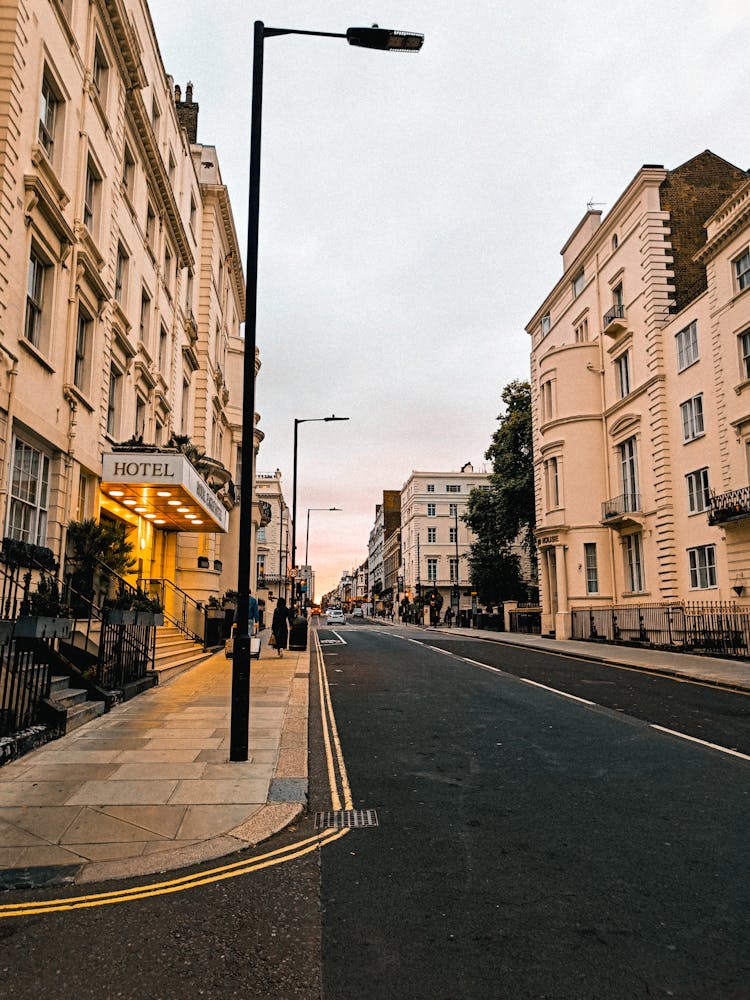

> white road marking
[519,677,596,706]
[650,725,750,762]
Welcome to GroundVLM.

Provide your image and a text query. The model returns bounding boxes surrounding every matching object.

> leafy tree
[464,380,536,605]
[66,518,136,600]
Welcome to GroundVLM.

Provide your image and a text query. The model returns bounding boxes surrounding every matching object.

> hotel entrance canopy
[101,451,229,533]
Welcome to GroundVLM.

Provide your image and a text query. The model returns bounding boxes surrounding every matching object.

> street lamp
[230,20,423,760]
[453,504,460,626]
[292,416,348,598]
[304,507,342,607]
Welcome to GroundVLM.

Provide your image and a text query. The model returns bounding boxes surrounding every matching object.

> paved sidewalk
[0,637,309,887]
[425,624,750,693]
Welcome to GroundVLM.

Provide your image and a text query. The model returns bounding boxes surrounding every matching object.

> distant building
[526,151,750,637]
[400,464,490,618]
[255,470,290,604]
[367,490,400,613]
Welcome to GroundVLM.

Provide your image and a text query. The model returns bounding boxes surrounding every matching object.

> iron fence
[96,621,155,691]
[0,635,53,737]
[509,609,542,634]
[572,602,750,658]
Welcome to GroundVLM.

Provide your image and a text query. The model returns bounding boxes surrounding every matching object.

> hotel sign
[101,452,229,533]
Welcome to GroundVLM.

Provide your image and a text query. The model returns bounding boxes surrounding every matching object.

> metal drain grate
[315,808,379,830]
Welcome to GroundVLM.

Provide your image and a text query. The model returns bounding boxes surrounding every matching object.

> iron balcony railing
[603,303,626,329]
[708,485,750,526]
[602,493,641,520]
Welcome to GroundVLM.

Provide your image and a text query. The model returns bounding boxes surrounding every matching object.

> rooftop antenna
[587,199,606,211]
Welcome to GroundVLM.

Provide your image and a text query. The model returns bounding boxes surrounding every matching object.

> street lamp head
[346,26,424,51]
[324,414,349,422]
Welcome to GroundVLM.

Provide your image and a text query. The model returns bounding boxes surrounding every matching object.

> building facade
[400,464,489,617]
[367,489,400,613]
[0,0,260,616]
[526,151,750,637]
[255,469,290,605]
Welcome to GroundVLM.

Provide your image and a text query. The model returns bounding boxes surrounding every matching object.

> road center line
[518,677,596,706]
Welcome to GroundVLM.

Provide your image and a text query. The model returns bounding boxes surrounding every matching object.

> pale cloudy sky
[149,0,750,597]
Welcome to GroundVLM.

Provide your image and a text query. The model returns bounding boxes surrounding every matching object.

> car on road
[352,607,364,618]
[326,608,346,625]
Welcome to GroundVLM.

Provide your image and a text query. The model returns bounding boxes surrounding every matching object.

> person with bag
[270,597,291,657]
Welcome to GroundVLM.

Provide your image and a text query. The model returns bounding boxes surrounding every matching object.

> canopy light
[346,27,424,51]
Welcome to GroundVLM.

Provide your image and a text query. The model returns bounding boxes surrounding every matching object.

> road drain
[315,808,379,830]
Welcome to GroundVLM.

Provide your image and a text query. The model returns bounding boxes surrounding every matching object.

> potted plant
[66,517,137,612]
[14,571,74,638]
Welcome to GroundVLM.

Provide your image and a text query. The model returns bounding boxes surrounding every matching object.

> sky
[149,0,750,598]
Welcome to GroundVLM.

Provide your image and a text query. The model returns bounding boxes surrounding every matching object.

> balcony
[602,492,642,528]
[602,304,627,336]
[708,486,750,526]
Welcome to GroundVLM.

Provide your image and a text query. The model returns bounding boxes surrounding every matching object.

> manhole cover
[315,808,379,830]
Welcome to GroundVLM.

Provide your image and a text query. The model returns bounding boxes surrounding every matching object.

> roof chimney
[175,82,199,144]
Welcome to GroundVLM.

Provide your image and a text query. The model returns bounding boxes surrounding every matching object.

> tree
[464,380,536,605]
[66,518,136,601]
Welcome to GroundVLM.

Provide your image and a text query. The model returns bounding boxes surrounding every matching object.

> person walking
[271,596,291,657]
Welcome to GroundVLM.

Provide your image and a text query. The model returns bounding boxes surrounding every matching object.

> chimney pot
[174,84,181,102]
[186,82,193,103]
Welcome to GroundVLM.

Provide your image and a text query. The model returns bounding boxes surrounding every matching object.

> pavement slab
[65,779,178,806]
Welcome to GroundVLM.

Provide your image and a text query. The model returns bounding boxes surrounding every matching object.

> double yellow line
[0,632,351,919]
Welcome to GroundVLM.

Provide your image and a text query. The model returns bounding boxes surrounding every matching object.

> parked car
[352,607,364,618]
[326,608,346,625]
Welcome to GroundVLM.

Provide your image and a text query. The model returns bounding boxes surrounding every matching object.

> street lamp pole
[230,19,423,761]
[453,504,460,626]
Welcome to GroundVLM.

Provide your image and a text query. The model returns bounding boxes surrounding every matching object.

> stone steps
[48,674,105,734]
[151,626,214,684]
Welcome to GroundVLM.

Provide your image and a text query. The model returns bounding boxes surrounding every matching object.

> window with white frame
[25,246,50,350]
[74,307,93,392]
[158,325,169,375]
[39,70,61,161]
[426,483,435,492]
[449,526,457,544]
[615,350,631,398]
[572,269,585,297]
[541,312,551,336]
[681,394,705,442]
[106,366,122,437]
[427,558,437,581]
[574,317,588,342]
[135,395,146,437]
[449,503,457,517]
[676,320,699,371]
[122,142,135,197]
[584,542,598,594]
[145,202,156,253]
[181,375,191,432]
[446,484,460,493]
[540,378,555,421]
[427,503,436,517]
[449,557,458,582]
[624,532,644,592]
[139,288,151,348]
[735,248,750,292]
[92,38,109,105]
[740,329,750,380]
[619,437,639,508]
[115,244,128,304]
[77,470,93,522]
[7,437,50,545]
[686,467,710,514]
[163,245,173,298]
[688,544,717,589]
[83,158,101,235]
[545,456,560,508]
[427,527,436,543]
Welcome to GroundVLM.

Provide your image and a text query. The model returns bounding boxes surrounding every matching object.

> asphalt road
[2,622,748,999]
[319,622,750,1000]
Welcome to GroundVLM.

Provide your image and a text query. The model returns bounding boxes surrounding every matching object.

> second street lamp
[230,20,422,760]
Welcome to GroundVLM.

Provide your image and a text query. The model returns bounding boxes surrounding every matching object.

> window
[83,158,101,234]
[427,484,435,493]
[740,330,750,380]
[92,38,108,104]
[155,417,164,447]
[74,308,92,391]
[181,375,191,432]
[613,283,624,309]
[163,245,173,298]
[681,395,704,442]
[446,484,461,493]
[624,532,644,592]
[139,289,151,349]
[735,248,750,292]
[619,437,639,508]
[168,151,176,185]
[185,269,194,311]
[115,244,128,304]
[135,395,146,437]
[688,545,717,589]
[25,246,50,349]
[257,526,266,543]
[7,438,50,545]
[615,350,631,398]
[686,468,710,514]
[151,97,161,136]
[584,543,598,594]
[611,234,619,251]
[145,203,156,252]
[572,269,585,297]
[189,196,197,234]
[540,378,555,421]
[122,143,135,197]
[427,558,437,582]
[427,503,436,517]
[159,326,169,374]
[545,457,560,508]
[427,527,436,543]
[77,470,93,522]
[574,318,588,342]
[676,320,699,371]
[541,312,551,336]
[107,366,122,436]
[449,526,457,544]
[39,71,60,160]
[449,502,457,517]
[449,557,458,582]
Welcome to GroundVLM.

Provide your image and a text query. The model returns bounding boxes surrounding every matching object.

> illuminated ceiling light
[192,520,203,525]
[177,507,190,513]
[134,507,147,513]
[154,519,166,524]
[144,513,156,519]
[156,491,172,497]
[185,514,197,520]
[109,490,124,497]
[167,500,181,506]
[123,500,137,506]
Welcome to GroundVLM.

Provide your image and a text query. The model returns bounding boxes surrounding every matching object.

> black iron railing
[0,634,54,737]
[508,609,542,634]
[602,493,641,519]
[708,485,750,526]
[96,621,156,690]
[144,578,203,645]
[572,602,750,659]
[603,303,626,329]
